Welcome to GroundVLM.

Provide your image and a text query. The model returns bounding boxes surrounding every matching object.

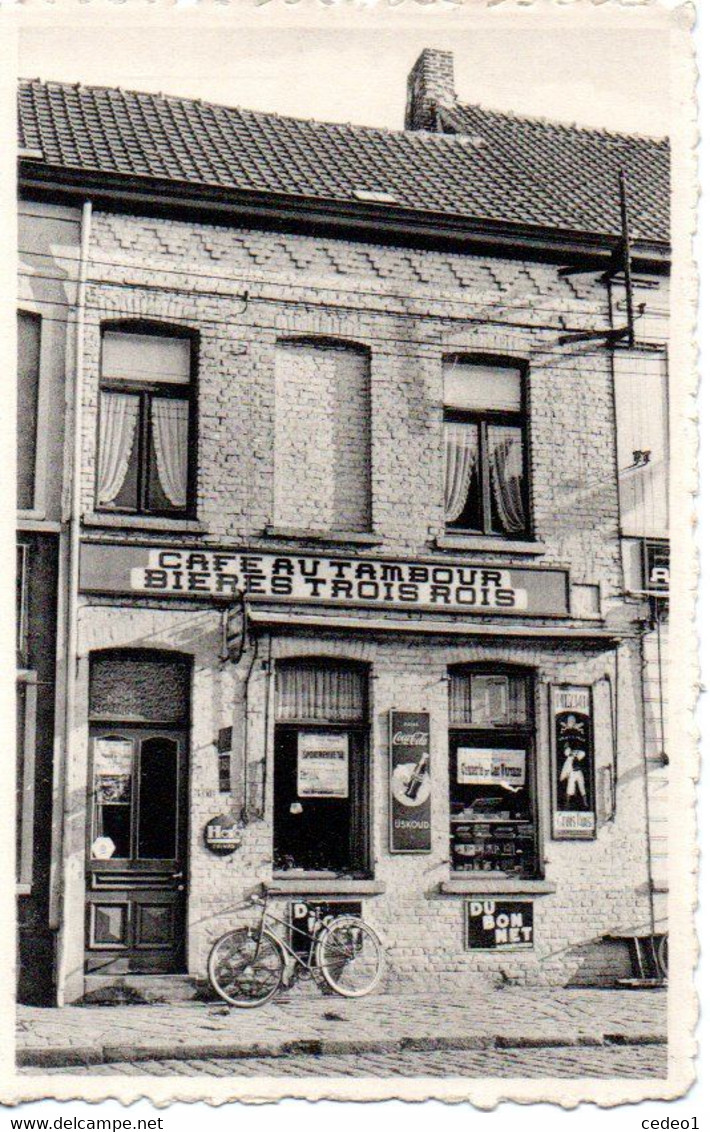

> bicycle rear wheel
[208,927,284,1008]
[316,916,384,998]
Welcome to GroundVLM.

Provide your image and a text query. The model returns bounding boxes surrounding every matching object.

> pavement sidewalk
[17,987,667,1069]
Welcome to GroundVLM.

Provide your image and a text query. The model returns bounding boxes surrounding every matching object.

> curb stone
[16,1032,668,1070]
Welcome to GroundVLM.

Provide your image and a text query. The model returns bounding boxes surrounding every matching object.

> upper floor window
[97,326,196,516]
[17,311,41,511]
[444,359,529,537]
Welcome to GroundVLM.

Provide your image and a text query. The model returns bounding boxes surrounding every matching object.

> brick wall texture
[64,209,664,993]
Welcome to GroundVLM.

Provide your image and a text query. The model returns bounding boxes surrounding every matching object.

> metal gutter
[54,199,92,1006]
[18,164,671,271]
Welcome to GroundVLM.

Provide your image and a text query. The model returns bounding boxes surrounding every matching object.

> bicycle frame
[252,897,327,980]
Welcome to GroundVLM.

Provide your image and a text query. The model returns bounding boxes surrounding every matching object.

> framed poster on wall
[465,898,534,950]
[550,685,596,839]
[389,711,432,853]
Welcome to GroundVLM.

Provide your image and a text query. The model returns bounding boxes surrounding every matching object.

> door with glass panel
[86,726,188,974]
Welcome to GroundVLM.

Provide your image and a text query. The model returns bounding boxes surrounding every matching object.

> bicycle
[208,892,385,1008]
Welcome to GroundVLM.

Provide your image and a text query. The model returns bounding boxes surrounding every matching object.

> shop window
[16,671,37,890]
[449,667,539,876]
[96,325,196,517]
[273,660,370,875]
[444,358,529,537]
[17,311,41,511]
[273,340,371,532]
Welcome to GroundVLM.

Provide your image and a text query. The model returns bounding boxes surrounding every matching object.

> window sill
[83,512,207,534]
[17,884,32,897]
[264,525,382,548]
[434,535,547,556]
[17,515,63,533]
[439,878,556,896]
[266,878,386,896]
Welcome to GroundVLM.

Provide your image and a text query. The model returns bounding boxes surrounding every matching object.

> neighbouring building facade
[17,198,81,1003]
[17,50,670,1004]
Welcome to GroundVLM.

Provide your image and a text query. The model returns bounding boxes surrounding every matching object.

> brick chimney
[405,49,456,131]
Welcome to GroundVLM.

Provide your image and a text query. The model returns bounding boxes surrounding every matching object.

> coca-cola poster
[389,711,432,853]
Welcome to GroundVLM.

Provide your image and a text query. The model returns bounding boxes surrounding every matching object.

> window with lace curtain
[96,325,196,516]
[443,358,530,537]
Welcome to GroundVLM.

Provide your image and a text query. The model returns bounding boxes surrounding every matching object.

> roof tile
[17,79,669,243]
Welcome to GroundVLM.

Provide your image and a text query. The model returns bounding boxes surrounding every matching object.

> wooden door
[86,727,188,974]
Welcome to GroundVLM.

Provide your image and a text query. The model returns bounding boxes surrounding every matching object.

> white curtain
[97,393,139,506]
[276,664,366,722]
[152,399,189,508]
[444,422,478,523]
[489,426,526,534]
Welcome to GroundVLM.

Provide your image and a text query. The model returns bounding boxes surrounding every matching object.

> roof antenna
[557,168,638,348]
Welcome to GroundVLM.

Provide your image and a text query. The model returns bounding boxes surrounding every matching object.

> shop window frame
[95,321,199,520]
[443,354,532,540]
[448,664,542,880]
[272,658,372,879]
[16,670,37,894]
[16,541,30,667]
[17,308,42,515]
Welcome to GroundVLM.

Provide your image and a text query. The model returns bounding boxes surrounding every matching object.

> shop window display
[449,668,538,876]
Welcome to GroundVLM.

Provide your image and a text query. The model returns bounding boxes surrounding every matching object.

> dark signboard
[204,814,242,855]
[79,543,570,617]
[551,685,596,840]
[289,900,362,960]
[643,539,670,596]
[466,899,534,950]
[389,711,432,854]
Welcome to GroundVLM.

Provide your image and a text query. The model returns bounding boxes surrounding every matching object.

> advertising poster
[289,900,362,960]
[466,899,534,950]
[93,737,133,803]
[456,748,527,792]
[297,732,349,798]
[551,685,596,839]
[389,711,432,853]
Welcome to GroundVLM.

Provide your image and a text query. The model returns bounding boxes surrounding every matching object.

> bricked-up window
[17,311,41,511]
[274,341,371,532]
[449,667,539,877]
[273,660,370,875]
[97,326,196,516]
[444,359,529,537]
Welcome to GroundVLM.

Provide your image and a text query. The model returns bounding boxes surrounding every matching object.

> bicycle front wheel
[208,927,284,1008]
[316,916,384,998]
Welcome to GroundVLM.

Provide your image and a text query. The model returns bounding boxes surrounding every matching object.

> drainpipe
[54,200,92,1006]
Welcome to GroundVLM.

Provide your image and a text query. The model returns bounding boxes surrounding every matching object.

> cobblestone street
[17,988,666,1073]
[21,1044,666,1078]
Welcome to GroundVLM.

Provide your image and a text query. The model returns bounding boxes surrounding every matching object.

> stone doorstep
[82,975,207,1005]
[16,1032,668,1070]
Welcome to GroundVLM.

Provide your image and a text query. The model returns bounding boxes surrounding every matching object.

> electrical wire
[18,244,671,320]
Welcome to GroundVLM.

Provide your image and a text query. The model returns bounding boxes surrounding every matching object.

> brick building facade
[17,50,670,1003]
